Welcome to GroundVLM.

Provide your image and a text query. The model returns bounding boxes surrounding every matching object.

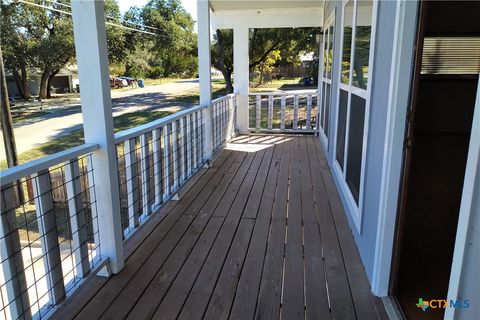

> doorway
[392,1,480,319]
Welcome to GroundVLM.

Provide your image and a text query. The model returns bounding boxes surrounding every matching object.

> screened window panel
[346,94,366,204]
[352,0,373,89]
[341,1,354,84]
[324,83,331,137]
[327,25,335,79]
[323,29,329,77]
[321,83,326,128]
[336,89,349,170]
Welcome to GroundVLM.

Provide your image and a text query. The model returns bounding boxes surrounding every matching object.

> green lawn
[1,110,174,170]
[250,77,315,92]
[165,81,228,104]
[143,77,187,86]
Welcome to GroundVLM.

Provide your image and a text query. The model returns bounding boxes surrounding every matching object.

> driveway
[0,79,199,161]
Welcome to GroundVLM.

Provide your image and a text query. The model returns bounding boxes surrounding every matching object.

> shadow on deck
[52,135,387,320]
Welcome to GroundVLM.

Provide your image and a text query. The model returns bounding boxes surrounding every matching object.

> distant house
[6,68,74,98]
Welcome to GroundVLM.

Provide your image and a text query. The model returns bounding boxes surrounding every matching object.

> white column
[198,0,213,162]
[234,26,250,134]
[71,1,124,274]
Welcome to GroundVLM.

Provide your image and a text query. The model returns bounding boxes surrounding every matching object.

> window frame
[331,0,378,233]
[319,11,336,148]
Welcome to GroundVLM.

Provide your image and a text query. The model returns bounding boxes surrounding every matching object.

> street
[0,79,199,161]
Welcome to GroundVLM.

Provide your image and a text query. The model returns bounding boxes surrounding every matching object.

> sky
[118,0,198,22]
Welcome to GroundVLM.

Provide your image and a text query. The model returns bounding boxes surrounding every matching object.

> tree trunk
[258,66,265,86]
[221,69,234,93]
[20,67,32,99]
[46,69,60,98]
[12,67,32,100]
[38,68,51,99]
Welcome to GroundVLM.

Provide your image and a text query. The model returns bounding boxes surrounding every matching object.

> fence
[0,144,103,320]
[249,91,318,133]
[0,94,240,319]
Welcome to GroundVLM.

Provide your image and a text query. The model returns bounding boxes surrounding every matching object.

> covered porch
[0,1,388,319]
[51,135,386,320]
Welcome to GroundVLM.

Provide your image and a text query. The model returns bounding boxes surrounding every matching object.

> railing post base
[96,263,112,278]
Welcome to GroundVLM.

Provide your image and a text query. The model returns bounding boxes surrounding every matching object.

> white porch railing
[249,91,318,133]
[212,94,236,151]
[0,94,241,320]
[0,144,104,320]
[0,89,327,319]
[114,105,208,238]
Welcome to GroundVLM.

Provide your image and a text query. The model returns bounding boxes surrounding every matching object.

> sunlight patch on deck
[225,136,292,152]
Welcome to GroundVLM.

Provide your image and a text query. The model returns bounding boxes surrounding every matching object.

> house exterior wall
[321,0,413,288]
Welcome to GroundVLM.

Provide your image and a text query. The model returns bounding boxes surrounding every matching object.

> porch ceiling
[209,0,322,12]
[208,0,323,29]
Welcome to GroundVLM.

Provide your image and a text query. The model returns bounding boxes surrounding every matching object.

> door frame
[370,0,419,296]
[445,75,480,319]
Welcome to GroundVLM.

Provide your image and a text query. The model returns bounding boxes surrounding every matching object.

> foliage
[253,49,281,86]
[122,0,198,79]
[1,0,198,100]
[140,0,198,78]
[211,27,320,91]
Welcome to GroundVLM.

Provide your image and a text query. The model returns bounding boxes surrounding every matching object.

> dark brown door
[391,1,480,319]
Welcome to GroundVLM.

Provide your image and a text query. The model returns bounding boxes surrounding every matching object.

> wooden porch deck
[53,135,387,320]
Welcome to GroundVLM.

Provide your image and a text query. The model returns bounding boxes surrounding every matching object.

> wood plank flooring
[52,135,387,320]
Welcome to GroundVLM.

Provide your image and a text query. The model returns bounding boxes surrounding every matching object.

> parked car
[118,76,137,87]
[110,77,128,89]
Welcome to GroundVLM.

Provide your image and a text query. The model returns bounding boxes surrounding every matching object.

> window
[334,0,374,217]
[320,12,336,142]
[352,1,373,89]
[341,1,354,84]
[336,89,348,170]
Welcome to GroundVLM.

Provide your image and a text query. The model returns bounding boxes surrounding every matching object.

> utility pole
[0,44,18,169]
[1,44,24,204]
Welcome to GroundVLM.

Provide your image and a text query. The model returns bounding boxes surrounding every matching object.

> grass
[143,78,187,86]
[1,109,174,170]
[165,81,228,104]
[249,77,315,92]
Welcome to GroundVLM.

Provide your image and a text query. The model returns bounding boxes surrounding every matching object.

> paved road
[0,79,199,161]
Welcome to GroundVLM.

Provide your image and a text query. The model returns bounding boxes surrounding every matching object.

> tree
[211,27,320,91]
[254,50,281,86]
[0,2,36,99]
[34,9,76,99]
[211,30,233,93]
[139,0,198,78]
[1,0,127,100]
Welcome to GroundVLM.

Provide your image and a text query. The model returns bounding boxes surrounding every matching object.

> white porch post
[71,1,124,274]
[234,26,249,134]
[198,0,213,162]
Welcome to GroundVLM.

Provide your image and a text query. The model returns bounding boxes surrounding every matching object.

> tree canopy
[1,0,198,99]
[211,27,320,92]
